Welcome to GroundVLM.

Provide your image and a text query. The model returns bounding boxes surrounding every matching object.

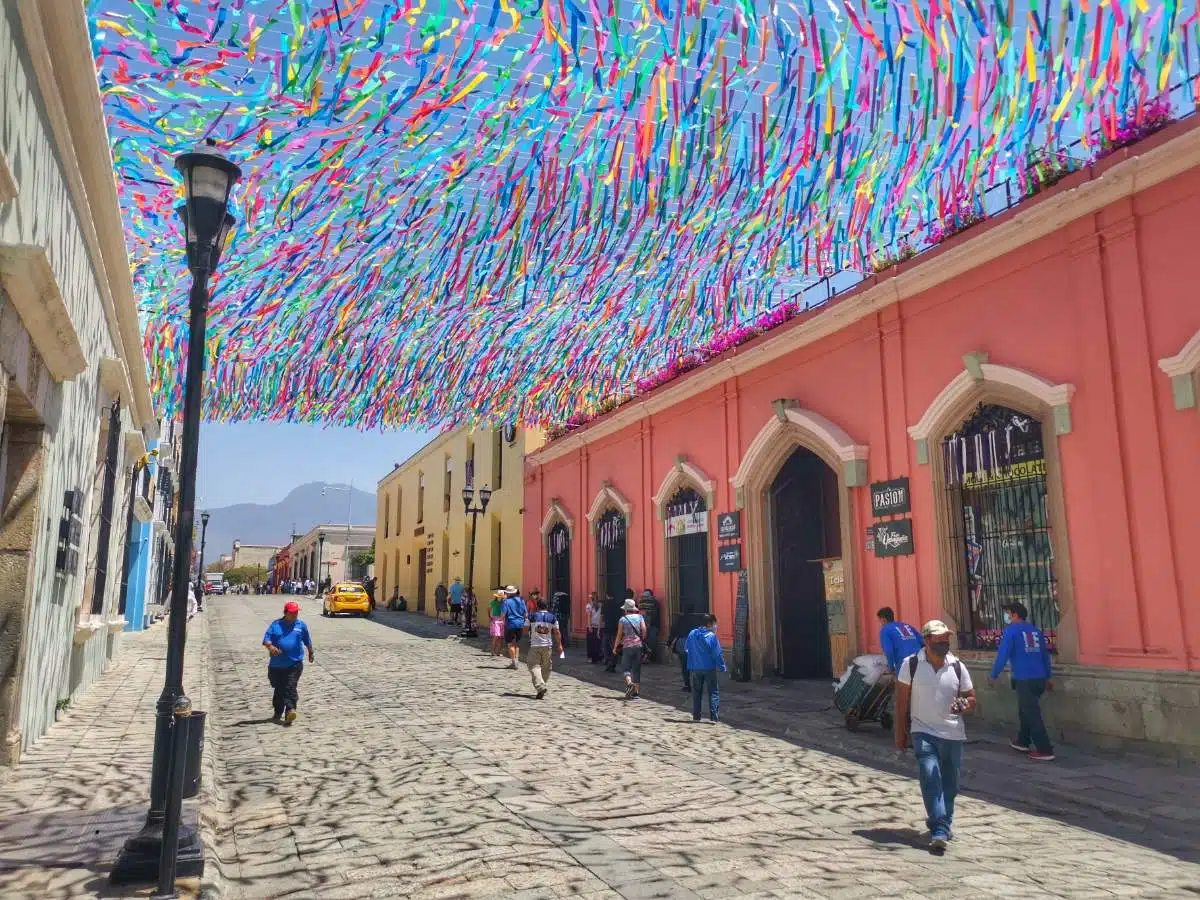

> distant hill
[201,482,377,560]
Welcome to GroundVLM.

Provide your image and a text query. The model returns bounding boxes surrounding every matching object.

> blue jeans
[1015,678,1053,753]
[690,670,720,721]
[912,733,963,838]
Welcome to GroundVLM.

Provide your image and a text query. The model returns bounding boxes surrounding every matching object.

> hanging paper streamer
[89,0,1197,430]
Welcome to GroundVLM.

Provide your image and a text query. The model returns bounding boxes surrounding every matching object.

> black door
[770,447,841,678]
[597,509,627,623]
[547,522,571,626]
[417,549,428,611]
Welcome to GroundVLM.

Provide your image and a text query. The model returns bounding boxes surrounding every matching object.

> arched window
[665,486,709,617]
[595,508,628,611]
[941,403,1058,651]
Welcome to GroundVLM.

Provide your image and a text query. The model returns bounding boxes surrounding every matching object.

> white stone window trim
[540,498,575,539]
[908,357,1075,464]
[586,482,633,532]
[653,458,716,520]
[1158,329,1200,410]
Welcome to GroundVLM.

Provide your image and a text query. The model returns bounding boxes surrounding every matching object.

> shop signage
[864,526,876,552]
[718,543,742,572]
[872,519,915,557]
[732,570,750,681]
[871,477,911,517]
[665,511,707,538]
[716,511,741,540]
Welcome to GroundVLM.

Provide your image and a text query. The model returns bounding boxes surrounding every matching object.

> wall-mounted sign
[716,511,741,540]
[56,489,83,575]
[872,519,915,557]
[731,570,750,681]
[665,511,707,538]
[871,477,911,517]
[718,543,742,572]
[864,527,876,552]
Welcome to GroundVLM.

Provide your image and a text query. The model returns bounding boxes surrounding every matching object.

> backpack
[904,653,967,729]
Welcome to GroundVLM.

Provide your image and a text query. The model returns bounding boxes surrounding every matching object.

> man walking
[263,600,315,725]
[501,585,527,670]
[989,602,1055,760]
[449,576,465,627]
[686,614,726,721]
[894,620,976,851]
[667,608,697,691]
[877,606,923,673]
[524,595,564,699]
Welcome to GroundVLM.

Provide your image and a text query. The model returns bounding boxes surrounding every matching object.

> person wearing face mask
[989,602,1055,760]
[894,620,976,851]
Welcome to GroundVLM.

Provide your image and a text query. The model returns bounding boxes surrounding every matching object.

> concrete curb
[195,612,232,900]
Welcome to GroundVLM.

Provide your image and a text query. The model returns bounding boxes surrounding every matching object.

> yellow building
[375,427,543,613]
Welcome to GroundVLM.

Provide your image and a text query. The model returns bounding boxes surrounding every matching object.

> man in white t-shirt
[524,595,564,699]
[894,619,977,851]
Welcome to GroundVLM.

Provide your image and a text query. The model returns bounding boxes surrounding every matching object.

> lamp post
[196,512,209,610]
[462,482,492,603]
[113,149,240,888]
[316,532,326,595]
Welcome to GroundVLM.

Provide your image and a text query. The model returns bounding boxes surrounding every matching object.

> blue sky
[196,422,435,509]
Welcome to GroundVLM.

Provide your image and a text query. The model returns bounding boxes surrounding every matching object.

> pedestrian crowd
[253,580,1057,857]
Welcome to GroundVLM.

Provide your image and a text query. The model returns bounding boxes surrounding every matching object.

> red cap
[283,601,300,614]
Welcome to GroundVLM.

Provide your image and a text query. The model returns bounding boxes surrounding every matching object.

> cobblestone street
[204,597,1200,900]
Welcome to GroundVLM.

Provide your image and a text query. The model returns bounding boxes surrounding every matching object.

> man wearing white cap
[894,619,976,851]
[500,585,528,670]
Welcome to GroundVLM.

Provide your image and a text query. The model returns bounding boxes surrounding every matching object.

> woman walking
[585,592,604,663]
[613,598,647,700]
[489,590,505,656]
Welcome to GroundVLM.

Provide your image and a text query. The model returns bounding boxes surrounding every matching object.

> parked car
[322,582,371,617]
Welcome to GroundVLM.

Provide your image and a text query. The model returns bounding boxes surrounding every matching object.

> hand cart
[834,666,895,731]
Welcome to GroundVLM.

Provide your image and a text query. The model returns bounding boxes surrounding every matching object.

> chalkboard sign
[717,543,742,572]
[873,519,915,557]
[731,569,750,681]
[871,477,911,517]
[716,511,741,540]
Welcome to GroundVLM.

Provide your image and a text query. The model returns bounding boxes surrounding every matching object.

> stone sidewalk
[402,607,1200,861]
[0,612,215,899]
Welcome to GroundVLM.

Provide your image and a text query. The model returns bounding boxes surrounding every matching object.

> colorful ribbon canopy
[91,0,1197,429]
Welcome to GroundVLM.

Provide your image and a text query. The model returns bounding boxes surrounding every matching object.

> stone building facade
[0,1,158,763]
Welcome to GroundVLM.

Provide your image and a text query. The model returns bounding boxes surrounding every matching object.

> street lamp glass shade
[201,512,210,526]
[461,485,473,509]
[213,213,236,267]
[175,151,241,267]
[478,484,492,510]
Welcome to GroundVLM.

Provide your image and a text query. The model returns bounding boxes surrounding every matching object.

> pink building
[523,121,1200,758]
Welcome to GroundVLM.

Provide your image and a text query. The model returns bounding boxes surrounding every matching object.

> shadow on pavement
[852,827,932,851]
[363,607,1200,866]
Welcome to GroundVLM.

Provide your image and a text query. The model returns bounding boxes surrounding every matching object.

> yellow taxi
[322,582,372,617]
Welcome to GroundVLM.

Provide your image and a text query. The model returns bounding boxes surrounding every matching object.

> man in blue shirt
[877,606,924,673]
[449,576,465,626]
[501,585,527,670]
[263,601,314,725]
[685,615,727,723]
[989,601,1054,760]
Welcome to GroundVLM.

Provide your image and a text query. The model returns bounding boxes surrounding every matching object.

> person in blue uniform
[989,602,1055,760]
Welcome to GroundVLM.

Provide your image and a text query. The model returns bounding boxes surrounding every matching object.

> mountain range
[201,482,377,561]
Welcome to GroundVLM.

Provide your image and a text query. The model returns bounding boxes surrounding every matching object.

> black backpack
[904,654,966,729]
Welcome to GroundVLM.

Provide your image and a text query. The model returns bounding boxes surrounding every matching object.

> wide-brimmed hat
[621,598,638,612]
[504,585,519,596]
[921,619,951,637]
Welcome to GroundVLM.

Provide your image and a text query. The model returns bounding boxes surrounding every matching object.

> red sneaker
[1028,751,1056,761]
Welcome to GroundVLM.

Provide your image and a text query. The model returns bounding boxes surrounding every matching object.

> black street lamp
[196,511,209,611]
[113,149,240,890]
[462,483,492,606]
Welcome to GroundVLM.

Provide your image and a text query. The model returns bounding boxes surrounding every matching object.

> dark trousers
[268,662,303,716]
[690,670,720,721]
[586,628,603,662]
[603,629,617,670]
[678,650,690,688]
[1015,678,1053,753]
